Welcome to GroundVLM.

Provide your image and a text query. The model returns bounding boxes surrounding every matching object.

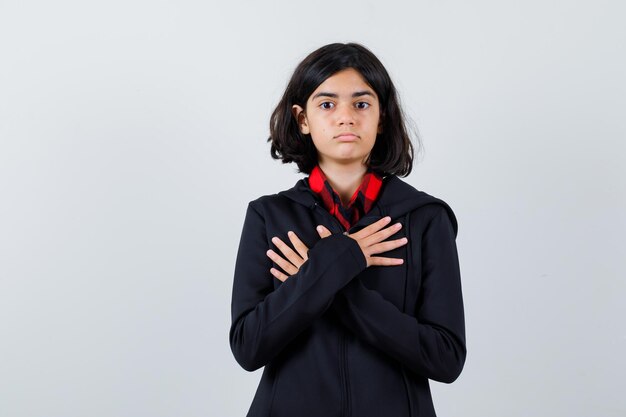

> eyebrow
[311,90,376,100]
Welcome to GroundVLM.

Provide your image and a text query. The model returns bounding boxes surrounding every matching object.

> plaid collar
[308,165,384,231]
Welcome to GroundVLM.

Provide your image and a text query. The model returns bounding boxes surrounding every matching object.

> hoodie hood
[278,175,458,237]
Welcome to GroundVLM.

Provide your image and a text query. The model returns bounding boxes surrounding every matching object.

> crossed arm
[264,213,466,383]
[230,205,405,372]
[230,203,465,382]
[266,217,407,281]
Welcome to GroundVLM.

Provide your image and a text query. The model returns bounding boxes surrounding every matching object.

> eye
[355,101,370,109]
[320,101,335,110]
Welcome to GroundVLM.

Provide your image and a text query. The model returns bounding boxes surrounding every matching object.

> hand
[266,217,407,282]
[266,229,316,282]
[346,216,408,268]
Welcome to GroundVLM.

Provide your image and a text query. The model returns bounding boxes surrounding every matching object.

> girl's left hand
[266,226,332,282]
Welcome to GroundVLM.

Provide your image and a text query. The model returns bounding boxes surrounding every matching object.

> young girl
[229,43,465,417]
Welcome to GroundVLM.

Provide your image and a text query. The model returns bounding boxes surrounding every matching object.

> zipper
[341,331,351,417]
[314,201,385,416]
[314,202,352,416]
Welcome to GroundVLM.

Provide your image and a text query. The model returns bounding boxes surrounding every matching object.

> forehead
[308,68,377,100]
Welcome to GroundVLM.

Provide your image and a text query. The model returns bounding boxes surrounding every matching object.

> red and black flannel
[307,165,383,231]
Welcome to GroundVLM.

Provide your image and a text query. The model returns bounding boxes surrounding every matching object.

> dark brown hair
[268,42,415,176]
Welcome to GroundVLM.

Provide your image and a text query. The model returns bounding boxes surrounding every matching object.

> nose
[335,103,356,125]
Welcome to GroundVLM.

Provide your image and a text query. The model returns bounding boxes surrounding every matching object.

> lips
[334,133,359,141]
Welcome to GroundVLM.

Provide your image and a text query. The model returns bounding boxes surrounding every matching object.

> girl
[229,43,465,417]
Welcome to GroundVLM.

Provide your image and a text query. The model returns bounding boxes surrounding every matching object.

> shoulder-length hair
[268,42,415,177]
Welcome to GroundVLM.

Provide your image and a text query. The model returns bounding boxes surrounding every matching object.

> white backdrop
[1,1,624,416]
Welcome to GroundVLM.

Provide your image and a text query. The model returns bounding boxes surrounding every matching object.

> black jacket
[229,174,466,417]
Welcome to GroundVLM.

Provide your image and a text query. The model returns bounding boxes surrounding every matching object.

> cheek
[309,134,324,151]
[370,114,381,130]
[308,119,329,137]
[310,138,329,157]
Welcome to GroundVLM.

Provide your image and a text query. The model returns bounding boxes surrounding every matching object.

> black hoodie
[229,174,466,417]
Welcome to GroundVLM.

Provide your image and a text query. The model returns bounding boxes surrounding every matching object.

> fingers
[345,216,408,268]
[271,236,305,269]
[287,231,309,260]
[270,220,407,278]
[267,232,310,281]
[266,249,299,276]
[350,216,392,240]
[270,267,289,282]
[363,235,408,267]
[361,222,404,248]
[368,236,408,256]
[347,216,405,253]
[367,256,404,267]
[316,225,332,238]
[268,222,406,277]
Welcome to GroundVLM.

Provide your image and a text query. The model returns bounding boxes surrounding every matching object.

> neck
[318,161,368,206]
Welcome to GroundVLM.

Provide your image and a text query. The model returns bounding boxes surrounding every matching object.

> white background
[1,1,624,416]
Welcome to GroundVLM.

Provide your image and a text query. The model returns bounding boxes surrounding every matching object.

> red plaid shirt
[308,165,383,231]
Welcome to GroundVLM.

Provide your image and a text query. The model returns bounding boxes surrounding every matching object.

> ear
[377,116,383,134]
[291,104,310,135]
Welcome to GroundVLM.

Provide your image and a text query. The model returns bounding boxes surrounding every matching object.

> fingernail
[271,237,278,243]
[287,231,294,236]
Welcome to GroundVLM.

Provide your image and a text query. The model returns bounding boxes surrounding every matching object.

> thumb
[316,225,332,238]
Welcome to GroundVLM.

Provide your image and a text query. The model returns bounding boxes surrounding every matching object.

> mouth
[334,133,359,142]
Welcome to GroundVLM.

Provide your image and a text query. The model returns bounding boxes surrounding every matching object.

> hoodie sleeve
[229,202,367,372]
[329,206,466,383]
